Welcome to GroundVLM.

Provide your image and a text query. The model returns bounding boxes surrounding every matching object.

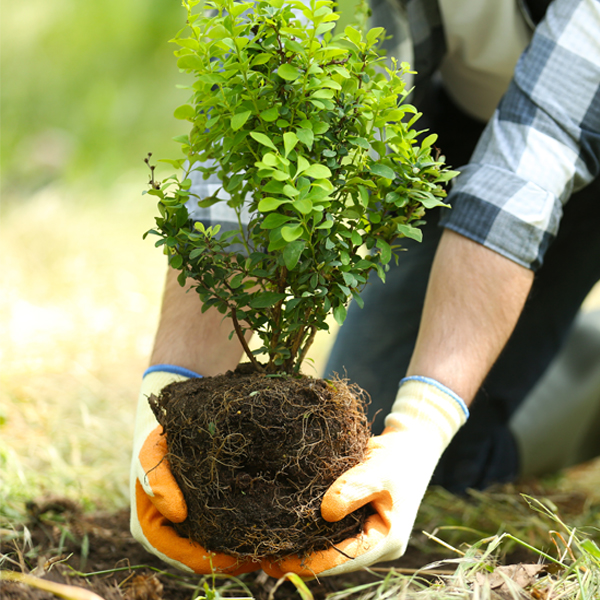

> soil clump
[149,364,372,559]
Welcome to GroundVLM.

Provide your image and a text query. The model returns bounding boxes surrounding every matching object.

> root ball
[149,365,371,560]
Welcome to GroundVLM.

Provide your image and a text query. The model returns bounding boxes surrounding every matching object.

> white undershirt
[438,0,533,121]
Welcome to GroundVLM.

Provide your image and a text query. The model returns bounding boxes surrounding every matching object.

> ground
[1,499,447,600]
[2,188,600,599]
[3,477,600,599]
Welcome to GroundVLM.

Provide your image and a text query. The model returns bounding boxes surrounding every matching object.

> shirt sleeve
[440,0,600,271]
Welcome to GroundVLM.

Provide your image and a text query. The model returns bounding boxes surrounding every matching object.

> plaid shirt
[440,0,600,270]
[188,0,600,270]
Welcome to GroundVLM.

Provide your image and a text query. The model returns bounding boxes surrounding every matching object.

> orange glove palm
[130,367,260,575]
[262,377,469,578]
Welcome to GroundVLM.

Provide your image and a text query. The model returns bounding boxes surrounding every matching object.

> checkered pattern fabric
[441,0,600,270]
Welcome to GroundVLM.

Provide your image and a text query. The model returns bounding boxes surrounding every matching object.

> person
[130,0,600,579]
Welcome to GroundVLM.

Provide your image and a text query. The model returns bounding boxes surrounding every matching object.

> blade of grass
[0,570,106,600]
[268,572,314,600]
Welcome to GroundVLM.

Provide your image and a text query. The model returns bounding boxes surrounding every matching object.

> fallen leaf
[124,574,164,600]
[475,563,546,596]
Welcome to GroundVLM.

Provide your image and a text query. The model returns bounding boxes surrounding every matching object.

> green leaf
[313,122,330,135]
[420,133,438,150]
[261,106,279,122]
[311,88,334,99]
[344,26,362,46]
[282,184,299,197]
[370,163,395,179]
[283,240,305,270]
[177,54,203,70]
[333,303,347,326]
[352,291,365,309]
[198,73,226,85]
[320,78,342,90]
[349,136,370,149]
[174,104,195,120]
[270,169,290,181]
[250,292,286,309]
[258,197,288,212]
[303,164,331,179]
[230,274,244,288]
[281,224,303,241]
[250,131,277,150]
[296,128,314,150]
[230,2,253,17]
[278,64,300,81]
[397,223,423,242]
[251,53,271,66]
[581,539,600,559]
[261,152,279,167]
[231,110,252,131]
[260,213,292,229]
[366,27,385,44]
[296,155,310,176]
[315,21,336,35]
[358,185,369,207]
[283,132,298,158]
[419,195,451,209]
[376,239,391,264]
[293,198,313,214]
[263,180,285,194]
[315,219,333,230]
[436,169,460,182]
[174,37,200,51]
[225,173,245,192]
[170,254,183,269]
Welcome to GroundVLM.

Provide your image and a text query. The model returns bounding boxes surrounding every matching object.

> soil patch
[0,500,449,600]
[150,366,371,559]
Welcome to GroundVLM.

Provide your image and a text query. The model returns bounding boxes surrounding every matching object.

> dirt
[149,366,372,559]
[0,499,449,600]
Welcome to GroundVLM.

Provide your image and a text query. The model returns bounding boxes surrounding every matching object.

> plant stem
[296,326,317,373]
[229,305,265,373]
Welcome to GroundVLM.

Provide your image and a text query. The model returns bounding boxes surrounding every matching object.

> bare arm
[407,229,534,404]
[149,267,248,376]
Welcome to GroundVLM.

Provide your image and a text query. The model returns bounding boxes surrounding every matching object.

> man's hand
[130,366,260,575]
[261,377,469,578]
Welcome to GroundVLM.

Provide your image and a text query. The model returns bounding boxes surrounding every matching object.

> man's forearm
[150,267,247,376]
[407,229,534,404]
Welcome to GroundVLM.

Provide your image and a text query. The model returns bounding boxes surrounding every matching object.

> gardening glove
[130,365,260,575]
[261,376,469,578]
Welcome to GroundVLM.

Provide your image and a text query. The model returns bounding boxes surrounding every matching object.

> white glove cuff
[135,365,202,437]
[132,366,202,496]
[384,376,469,450]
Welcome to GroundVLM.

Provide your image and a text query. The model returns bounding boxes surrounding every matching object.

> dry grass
[0,181,164,515]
